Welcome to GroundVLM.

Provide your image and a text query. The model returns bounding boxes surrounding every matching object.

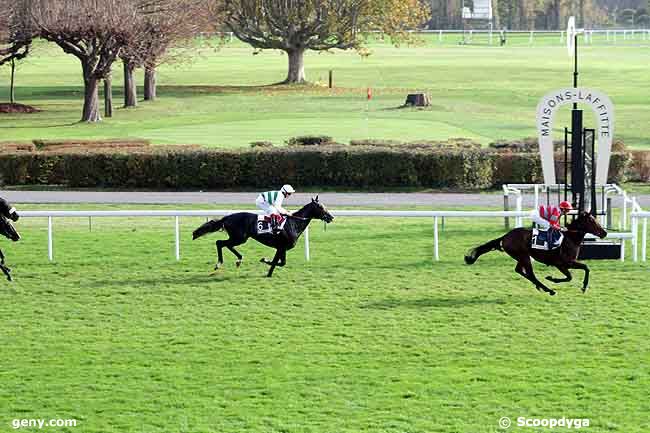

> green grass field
[1,36,649,148]
[2,204,649,432]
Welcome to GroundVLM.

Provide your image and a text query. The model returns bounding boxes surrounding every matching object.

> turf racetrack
[2,205,648,432]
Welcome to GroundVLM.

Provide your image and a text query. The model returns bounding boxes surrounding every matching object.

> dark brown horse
[465,212,607,296]
[0,198,21,281]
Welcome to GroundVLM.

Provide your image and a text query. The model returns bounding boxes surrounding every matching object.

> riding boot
[272,216,282,234]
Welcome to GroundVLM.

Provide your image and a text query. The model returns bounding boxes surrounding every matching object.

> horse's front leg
[568,261,590,293]
[276,250,286,267]
[546,266,572,284]
[0,248,9,281]
[266,250,282,278]
[0,263,12,281]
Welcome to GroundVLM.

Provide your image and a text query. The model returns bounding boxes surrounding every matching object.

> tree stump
[404,93,431,107]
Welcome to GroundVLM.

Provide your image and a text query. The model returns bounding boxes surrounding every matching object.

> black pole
[591,136,597,215]
[571,110,584,212]
[564,127,569,202]
[564,126,569,201]
[573,33,579,109]
[10,58,16,104]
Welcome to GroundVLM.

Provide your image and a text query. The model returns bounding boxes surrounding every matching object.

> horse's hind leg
[518,257,556,296]
[215,237,245,270]
[215,240,225,270]
[546,266,572,284]
[227,245,244,267]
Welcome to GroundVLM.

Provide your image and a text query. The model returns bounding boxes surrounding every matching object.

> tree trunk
[285,48,306,84]
[10,58,16,104]
[123,60,137,107]
[144,67,156,101]
[104,73,113,118]
[82,76,102,122]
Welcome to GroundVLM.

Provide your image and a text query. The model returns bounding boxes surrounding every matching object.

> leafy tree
[221,0,429,84]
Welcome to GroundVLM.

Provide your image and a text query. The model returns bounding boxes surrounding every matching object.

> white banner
[536,87,614,185]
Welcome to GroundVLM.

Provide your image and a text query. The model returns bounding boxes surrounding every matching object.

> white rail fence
[17,209,640,263]
[631,208,649,263]
[210,29,650,46]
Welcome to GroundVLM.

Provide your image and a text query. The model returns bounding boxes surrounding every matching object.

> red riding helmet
[559,201,572,211]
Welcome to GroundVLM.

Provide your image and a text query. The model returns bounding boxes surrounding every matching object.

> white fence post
[174,216,180,261]
[433,216,439,261]
[304,226,310,261]
[632,215,639,262]
[643,218,647,262]
[623,193,627,230]
[48,216,53,262]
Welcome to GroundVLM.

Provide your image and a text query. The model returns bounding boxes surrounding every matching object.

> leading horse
[192,197,334,277]
[465,211,607,296]
[0,198,21,281]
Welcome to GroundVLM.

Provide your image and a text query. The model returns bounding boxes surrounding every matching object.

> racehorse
[464,211,607,296]
[192,197,334,277]
[0,198,21,281]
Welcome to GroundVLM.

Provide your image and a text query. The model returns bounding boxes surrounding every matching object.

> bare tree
[30,0,150,122]
[221,0,429,84]
[120,0,212,104]
[0,0,35,104]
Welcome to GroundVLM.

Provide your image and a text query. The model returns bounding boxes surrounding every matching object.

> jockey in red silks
[255,184,295,232]
[531,201,572,248]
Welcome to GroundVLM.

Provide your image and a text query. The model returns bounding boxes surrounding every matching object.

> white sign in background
[536,87,614,186]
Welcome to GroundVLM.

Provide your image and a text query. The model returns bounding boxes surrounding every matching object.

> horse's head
[0,198,20,241]
[305,196,334,223]
[569,211,607,239]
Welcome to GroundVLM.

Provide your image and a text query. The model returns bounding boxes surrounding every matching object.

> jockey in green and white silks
[255,185,295,224]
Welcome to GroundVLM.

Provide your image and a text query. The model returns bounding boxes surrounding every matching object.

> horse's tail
[192,218,225,240]
[464,236,504,265]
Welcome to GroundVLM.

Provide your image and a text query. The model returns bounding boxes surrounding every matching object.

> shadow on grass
[0,121,78,129]
[361,296,506,310]
[85,272,243,288]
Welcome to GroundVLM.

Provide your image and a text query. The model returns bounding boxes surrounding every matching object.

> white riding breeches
[531,211,552,230]
[256,196,279,215]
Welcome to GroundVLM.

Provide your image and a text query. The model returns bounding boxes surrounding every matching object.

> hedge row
[0,146,633,189]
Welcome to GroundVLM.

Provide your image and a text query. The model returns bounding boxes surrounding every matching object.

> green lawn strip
[1,40,648,148]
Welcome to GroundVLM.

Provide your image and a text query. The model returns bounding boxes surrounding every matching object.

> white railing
[19,209,532,263]
[211,29,650,46]
[375,28,650,45]
[631,202,648,262]
[17,208,636,263]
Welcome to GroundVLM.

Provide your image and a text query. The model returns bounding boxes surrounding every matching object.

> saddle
[257,214,286,235]
[532,228,564,251]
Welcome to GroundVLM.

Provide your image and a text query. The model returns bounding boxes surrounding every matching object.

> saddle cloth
[257,215,286,235]
[531,228,563,251]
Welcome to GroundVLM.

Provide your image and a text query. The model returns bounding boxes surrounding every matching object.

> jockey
[255,184,295,232]
[531,201,572,248]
